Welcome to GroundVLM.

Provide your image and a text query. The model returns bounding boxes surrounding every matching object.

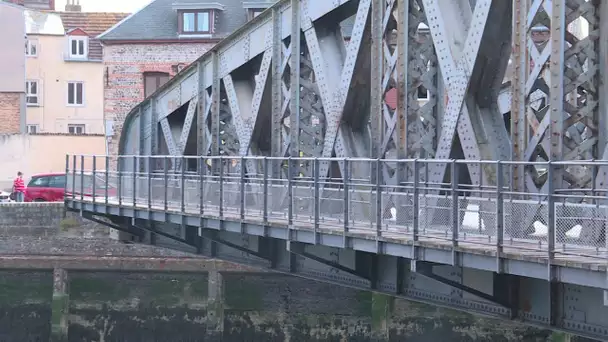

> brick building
[0,1,27,134]
[99,0,277,156]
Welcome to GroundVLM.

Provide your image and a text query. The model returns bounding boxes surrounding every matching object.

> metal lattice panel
[513,0,600,193]
[119,0,608,268]
[379,0,438,186]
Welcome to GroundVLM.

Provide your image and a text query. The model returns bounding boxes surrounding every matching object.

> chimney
[65,0,81,11]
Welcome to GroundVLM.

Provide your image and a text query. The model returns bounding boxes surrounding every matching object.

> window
[26,80,39,106]
[417,85,429,100]
[180,10,211,34]
[68,124,85,135]
[25,39,38,57]
[249,9,264,20]
[28,176,49,187]
[27,125,38,134]
[144,72,170,97]
[67,82,84,106]
[48,175,66,188]
[68,37,87,59]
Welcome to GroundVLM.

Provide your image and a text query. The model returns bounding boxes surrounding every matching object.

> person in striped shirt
[12,172,25,202]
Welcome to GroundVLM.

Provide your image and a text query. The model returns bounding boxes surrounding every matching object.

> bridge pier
[207,270,225,340]
[50,268,69,342]
[371,292,393,340]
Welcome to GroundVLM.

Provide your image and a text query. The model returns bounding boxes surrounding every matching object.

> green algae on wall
[0,271,52,304]
[69,272,209,308]
[0,270,598,342]
[224,276,264,311]
[371,293,393,334]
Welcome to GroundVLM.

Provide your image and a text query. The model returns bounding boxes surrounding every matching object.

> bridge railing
[65,155,608,262]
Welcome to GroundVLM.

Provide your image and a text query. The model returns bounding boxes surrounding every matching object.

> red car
[25,172,116,202]
[24,173,66,202]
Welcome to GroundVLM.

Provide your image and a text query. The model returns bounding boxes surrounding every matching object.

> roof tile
[53,11,129,61]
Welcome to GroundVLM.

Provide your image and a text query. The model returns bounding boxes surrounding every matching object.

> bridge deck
[75,195,607,269]
[65,155,608,289]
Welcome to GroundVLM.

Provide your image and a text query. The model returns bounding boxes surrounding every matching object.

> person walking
[12,171,25,202]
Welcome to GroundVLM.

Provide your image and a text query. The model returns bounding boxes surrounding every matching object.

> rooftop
[99,0,267,42]
[26,10,129,61]
[56,11,129,37]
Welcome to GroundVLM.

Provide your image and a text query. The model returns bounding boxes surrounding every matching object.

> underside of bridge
[99,0,608,339]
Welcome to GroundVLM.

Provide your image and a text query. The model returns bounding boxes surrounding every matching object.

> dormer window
[70,37,87,58]
[249,9,264,20]
[243,2,271,21]
[180,10,211,34]
[173,2,225,36]
[66,28,88,60]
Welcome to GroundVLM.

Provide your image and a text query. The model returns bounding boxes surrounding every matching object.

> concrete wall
[26,34,105,134]
[0,133,105,190]
[0,202,63,231]
[0,270,579,342]
[0,202,190,257]
[0,3,26,93]
[0,3,26,134]
[103,42,214,157]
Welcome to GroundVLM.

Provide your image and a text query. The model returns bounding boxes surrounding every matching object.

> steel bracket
[416,262,510,309]
[287,242,370,281]
[81,213,143,238]
[201,230,269,261]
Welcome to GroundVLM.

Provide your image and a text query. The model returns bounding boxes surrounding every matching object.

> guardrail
[65,155,608,263]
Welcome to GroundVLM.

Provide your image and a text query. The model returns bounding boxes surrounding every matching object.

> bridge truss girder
[121,0,608,245]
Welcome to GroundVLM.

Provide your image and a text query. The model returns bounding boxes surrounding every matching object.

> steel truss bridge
[67,0,608,339]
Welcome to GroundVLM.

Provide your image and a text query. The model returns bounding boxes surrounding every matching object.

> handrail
[65,154,608,263]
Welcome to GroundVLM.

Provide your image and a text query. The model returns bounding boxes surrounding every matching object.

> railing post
[451,160,459,247]
[132,155,137,208]
[240,157,245,220]
[219,156,224,218]
[147,156,152,210]
[117,156,122,206]
[163,156,168,212]
[496,161,504,262]
[181,156,186,213]
[375,158,382,236]
[413,159,419,243]
[92,156,97,207]
[288,157,293,225]
[313,158,320,243]
[546,160,558,325]
[547,161,555,262]
[80,155,85,202]
[263,157,268,223]
[64,155,69,203]
[343,158,350,233]
[200,156,205,216]
[72,156,76,200]
[104,156,109,207]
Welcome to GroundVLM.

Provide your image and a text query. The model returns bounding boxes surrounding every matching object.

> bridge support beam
[50,268,69,342]
[207,270,224,340]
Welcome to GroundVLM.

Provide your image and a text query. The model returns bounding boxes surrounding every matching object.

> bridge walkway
[66,156,608,286]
